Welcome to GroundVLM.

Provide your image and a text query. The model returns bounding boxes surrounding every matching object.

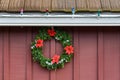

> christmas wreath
[31,27,74,70]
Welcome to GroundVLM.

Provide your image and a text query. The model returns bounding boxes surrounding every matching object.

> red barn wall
[0,27,120,80]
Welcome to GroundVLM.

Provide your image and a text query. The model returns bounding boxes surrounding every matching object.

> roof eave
[0,14,120,26]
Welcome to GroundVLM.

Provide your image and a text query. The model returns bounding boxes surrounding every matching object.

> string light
[97,9,101,17]
[45,8,49,15]
[20,8,24,15]
[72,7,75,15]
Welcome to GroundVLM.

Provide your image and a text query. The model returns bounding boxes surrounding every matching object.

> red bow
[35,39,43,48]
[47,29,56,36]
[64,45,74,55]
[52,55,60,64]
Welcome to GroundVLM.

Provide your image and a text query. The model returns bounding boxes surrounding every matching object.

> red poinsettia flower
[47,29,56,36]
[64,45,74,55]
[52,54,60,64]
[35,39,43,48]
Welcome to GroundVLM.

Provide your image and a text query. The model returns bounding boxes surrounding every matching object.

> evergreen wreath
[31,27,74,70]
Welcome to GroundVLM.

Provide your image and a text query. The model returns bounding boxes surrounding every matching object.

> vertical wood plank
[3,28,10,80]
[98,29,104,80]
[26,28,32,80]
[56,28,73,80]
[32,27,49,80]
[104,30,120,80]
[79,29,97,80]
[32,27,43,80]
[0,28,3,80]
[50,38,56,80]
[55,31,64,80]
[73,28,80,80]
[10,27,26,80]
[42,30,50,79]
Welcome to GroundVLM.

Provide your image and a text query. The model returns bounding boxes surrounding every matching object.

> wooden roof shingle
[0,0,120,12]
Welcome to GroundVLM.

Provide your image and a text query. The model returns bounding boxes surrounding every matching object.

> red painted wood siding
[0,27,120,80]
